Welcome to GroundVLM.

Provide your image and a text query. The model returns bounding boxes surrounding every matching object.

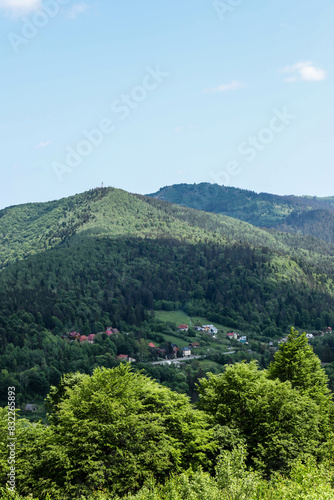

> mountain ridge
[148,183,334,235]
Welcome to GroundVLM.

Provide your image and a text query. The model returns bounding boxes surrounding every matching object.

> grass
[160,333,190,347]
[198,359,224,372]
[154,310,247,336]
[154,310,229,331]
[154,310,191,326]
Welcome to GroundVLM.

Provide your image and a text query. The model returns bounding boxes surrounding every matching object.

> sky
[0,0,333,209]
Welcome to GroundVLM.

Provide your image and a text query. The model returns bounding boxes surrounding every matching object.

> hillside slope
[277,209,334,243]
[1,187,334,337]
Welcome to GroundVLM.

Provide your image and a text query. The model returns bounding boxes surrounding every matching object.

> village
[23,323,334,415]
[62,322,250,364]
[62,320,334,367]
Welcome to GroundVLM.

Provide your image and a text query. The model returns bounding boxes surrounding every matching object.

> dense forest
[2,187,334,404]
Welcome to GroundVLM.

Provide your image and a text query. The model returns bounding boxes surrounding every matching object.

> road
[150,351,236,365]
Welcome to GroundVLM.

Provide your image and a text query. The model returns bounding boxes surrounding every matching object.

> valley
[1,185,334,408]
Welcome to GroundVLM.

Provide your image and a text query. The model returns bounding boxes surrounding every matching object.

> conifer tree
[268,327,333,408]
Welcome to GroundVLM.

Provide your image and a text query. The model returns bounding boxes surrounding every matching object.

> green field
[159,333,189,347]
[154,310,191,326]
[198,359,224,373]
[154,310,225,330]
[154,310,246,336]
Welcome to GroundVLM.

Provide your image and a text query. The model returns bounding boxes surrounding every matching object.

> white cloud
[0,0,41,14]
[35,140,52,150]
[204,80,244,93]
[281,61,327,82]
[67,3,88,19]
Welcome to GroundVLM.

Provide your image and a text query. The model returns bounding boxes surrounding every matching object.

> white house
[182,347,191,357]
[203,324,218,334]
[238,336,247,343]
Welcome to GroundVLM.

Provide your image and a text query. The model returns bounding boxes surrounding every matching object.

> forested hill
[2,186,334,404]
[148,183,334,233]
[1,186,276,268]
[276,209,334,243]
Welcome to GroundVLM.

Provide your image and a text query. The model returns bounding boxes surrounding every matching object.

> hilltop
[148,183,334,238]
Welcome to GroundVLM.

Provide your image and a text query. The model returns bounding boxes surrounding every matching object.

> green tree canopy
[196,361,334,474]
[268,328,334,413]
[45,371,88,424]
[23,364,217,498]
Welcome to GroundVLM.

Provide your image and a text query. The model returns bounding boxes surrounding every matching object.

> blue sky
[0,0,333,209]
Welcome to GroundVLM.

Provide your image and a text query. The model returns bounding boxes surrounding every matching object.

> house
[227,332,238,340]
[24,404,38,412]
[203,325,218,334]
[157,348,167,357]
[238,336,247,344]
[105,329,113,336]
[87,334,95,343]
[69,331,80,339]
[182,347,191,357]
[178,324,189,332]
[171,344,179,357]
[79,335,88,343]
[148,342,156,348]
[116,354,136,363]
[189,342,200,348]
[306,333,314,339]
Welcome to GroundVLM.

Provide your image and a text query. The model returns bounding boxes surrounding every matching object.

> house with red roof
[69,331,80,339]
[148,342,156,348]
[116,354,128,360]
[87,334,95,343]
[116,354,136,363]
[79,335,88,343]
[189,342,200,348]
[178,324,189,332]
[105,327,120,336]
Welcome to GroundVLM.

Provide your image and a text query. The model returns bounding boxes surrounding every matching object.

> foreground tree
[18,364,216,498]
[197,360,334,474]
[268,327,334,438]
[268,328,332,403]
